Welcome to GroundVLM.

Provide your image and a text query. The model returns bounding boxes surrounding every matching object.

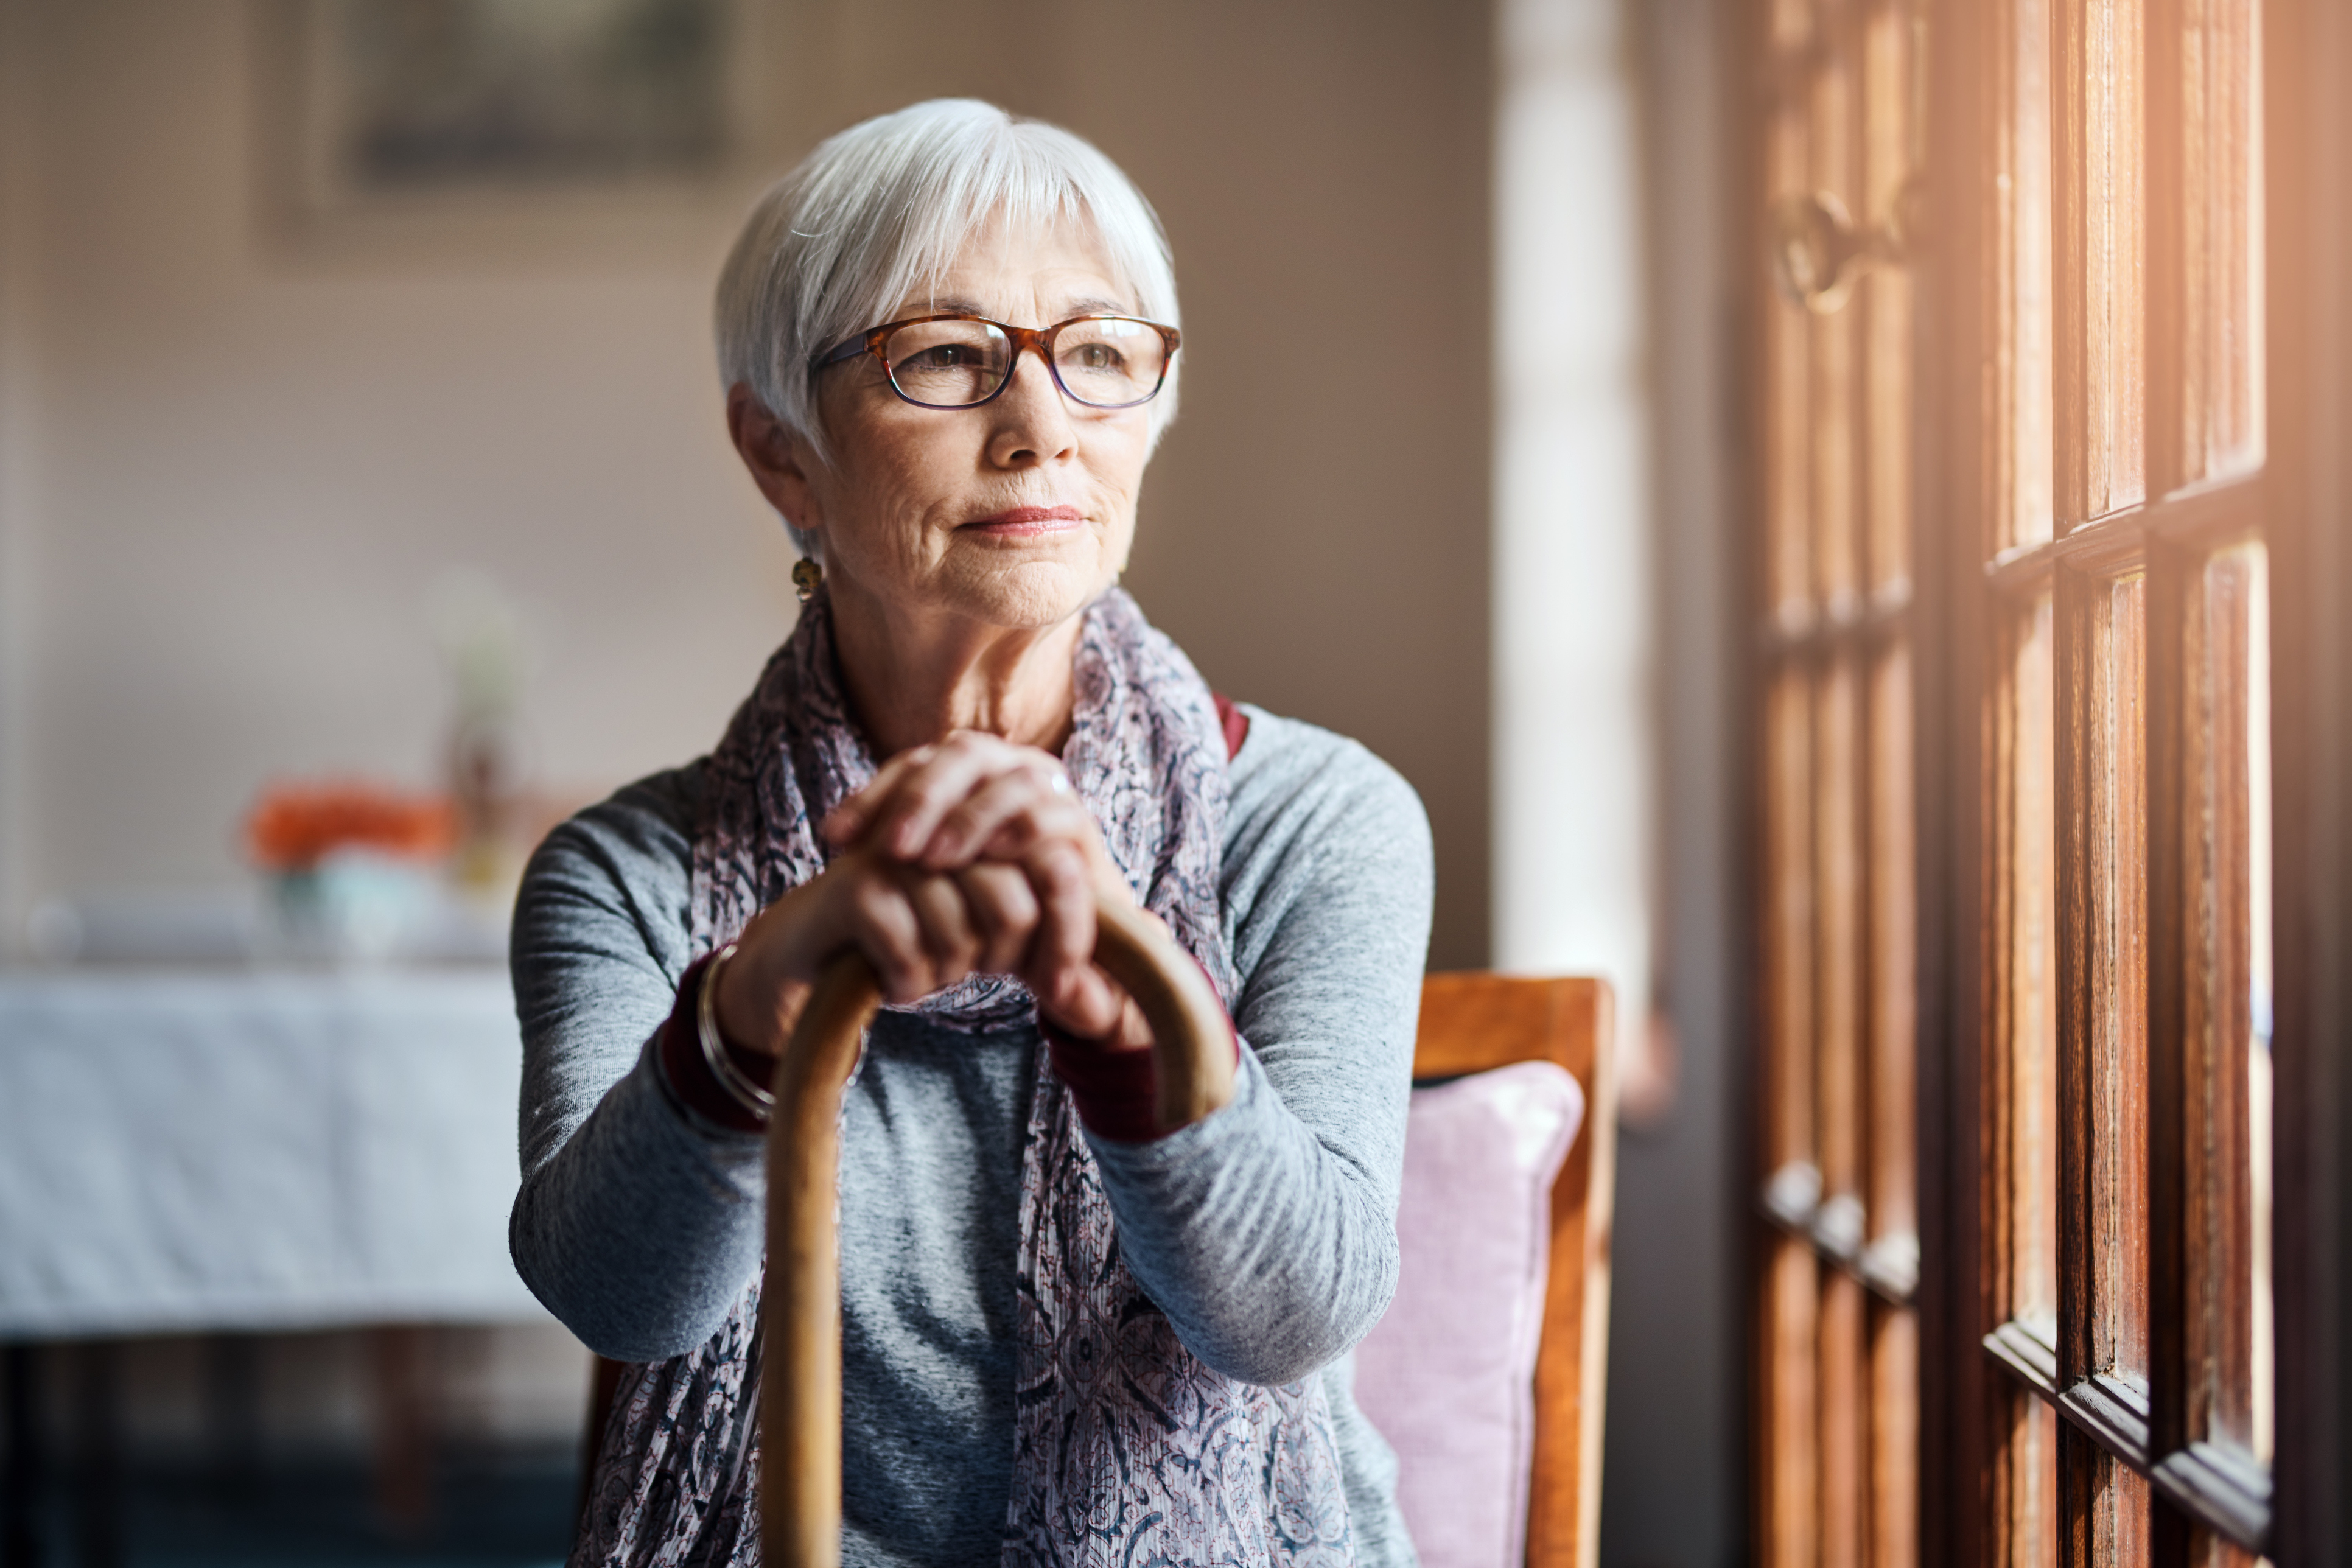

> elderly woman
[512,99,1431,1567]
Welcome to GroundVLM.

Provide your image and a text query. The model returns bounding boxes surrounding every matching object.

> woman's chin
[937,553,1107,628]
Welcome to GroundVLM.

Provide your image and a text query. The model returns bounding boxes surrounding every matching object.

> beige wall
[0,0,1493,967]
[0,0,799,934]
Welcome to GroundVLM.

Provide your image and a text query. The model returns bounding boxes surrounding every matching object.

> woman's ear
[726,383,824,537]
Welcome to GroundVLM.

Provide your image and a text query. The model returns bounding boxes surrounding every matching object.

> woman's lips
[962,505,1085,536]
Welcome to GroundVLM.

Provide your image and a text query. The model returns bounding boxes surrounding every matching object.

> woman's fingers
[751,827,1171,1032]
[817,743,941,846]
[822,733,995,853]
[955,863,1040,976]
[813,853,962,1002]
[803,733,1143,1016]
[872,743,1006,856]
[899,868,983,994]
[1022,836,1099,999]
[852,740,1121,928]
[824,732,1083,871]
[1037,962,1132,1042]
[833,859,934,1003]
[926,768,1086,869]
[729,849,1159,1048]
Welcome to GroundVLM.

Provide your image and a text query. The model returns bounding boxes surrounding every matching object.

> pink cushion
[1353,1060,1584,1568]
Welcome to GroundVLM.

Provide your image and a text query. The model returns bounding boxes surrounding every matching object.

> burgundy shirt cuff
[1212,691,1250,761]
[1040,992,1242,1143]
[657,950,771,1135]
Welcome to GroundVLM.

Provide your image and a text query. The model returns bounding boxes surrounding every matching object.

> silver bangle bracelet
[697,942,776,1119]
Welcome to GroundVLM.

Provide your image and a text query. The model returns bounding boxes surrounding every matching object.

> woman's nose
[984,346,1078,466]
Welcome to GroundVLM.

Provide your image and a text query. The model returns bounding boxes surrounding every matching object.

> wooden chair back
[1412,973,1617,1568]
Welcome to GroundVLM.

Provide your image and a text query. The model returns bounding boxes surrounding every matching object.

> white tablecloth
[0,968,547,1339]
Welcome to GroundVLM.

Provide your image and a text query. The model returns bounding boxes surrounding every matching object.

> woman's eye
[1066,344,1122,372]
[902,344,979,369]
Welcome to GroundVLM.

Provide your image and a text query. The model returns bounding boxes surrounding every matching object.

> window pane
[2062,1422,2153,1566]
[1763,1233,1822,1568]
[1870,1301,1920,1567]
[2186,1527,2264,1568]
[1811,34,1862,610]
[2182,541,2273,1461]
[1996,593,2060,1340]
[1767,668,1819,1190]
[1991,1384,2060,1566]
[2056,0,2148,526]
[1863,1,1917,593]
[1821,1268,1867,1568]
[2249,547,2273,1468]
[1818,655,1865,1248]
[2061,569,2151,1387]
[2153,0,2265,488]
[1869,640,1918,1261]
[1770,105,1816,628]
[1993,0,2057,555]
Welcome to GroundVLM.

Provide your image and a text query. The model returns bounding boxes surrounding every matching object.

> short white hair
[715,99,1182,529]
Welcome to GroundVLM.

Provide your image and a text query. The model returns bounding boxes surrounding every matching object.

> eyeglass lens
[882,318,1168,409]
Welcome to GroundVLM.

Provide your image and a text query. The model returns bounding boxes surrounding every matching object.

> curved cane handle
[758,889,1233,1568]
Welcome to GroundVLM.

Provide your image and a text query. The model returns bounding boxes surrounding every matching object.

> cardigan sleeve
[505,762,777,1363]
[1083,713,1433,1385]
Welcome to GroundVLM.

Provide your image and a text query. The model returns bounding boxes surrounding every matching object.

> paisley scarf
[571,584,1354,1567]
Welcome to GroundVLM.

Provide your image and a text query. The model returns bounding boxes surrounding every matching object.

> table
[0,967,541,1337]
[0,967,555,1563]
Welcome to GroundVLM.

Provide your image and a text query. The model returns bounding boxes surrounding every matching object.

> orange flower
[243,780,457,872]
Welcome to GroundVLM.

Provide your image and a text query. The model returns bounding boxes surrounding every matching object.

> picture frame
[254,0,768,259]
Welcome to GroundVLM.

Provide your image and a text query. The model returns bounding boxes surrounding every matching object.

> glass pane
[1776,0,1816,50]
[1768,668,1819,1186]
[1818,655,1865,1239]
[2250,546,2274,1468]
[1821,1267,1867,1568]
[1863,1,1917,593]
[2056,0,2148,527]
[1997,593,2060,1340]
[1993,0,2056,555]
[2155,0,2265,488]
[1869,1301,1920,1567]
[1992,1384,2060,1566]
[1770,107,1816,629]
[2183,541,2274,1463]
[2062,1423,2152,1566]
[2067,569,2150,1387]
[2187,1527,2265,1568]
[1811,36,1862,610]
[1763,1233,1823,1568]
[1868,640,1918,1255]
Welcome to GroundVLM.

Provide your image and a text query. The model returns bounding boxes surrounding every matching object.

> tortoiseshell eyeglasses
[810,313,1181,411]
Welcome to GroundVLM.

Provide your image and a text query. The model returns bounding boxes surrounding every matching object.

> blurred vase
[267,850,439,962]
[433,571,533,906]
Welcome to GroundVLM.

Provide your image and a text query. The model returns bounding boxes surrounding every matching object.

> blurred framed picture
[259,0,764,249]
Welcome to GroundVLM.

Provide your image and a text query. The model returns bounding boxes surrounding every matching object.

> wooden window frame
[1743,8,1930,1568]
[1906,0,2350,1562]
[1734,0,2352,1560]
[1966,0,2276,1541]
[1972,485,2273,1543]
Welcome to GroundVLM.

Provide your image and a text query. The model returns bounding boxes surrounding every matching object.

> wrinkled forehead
[888,206,1136,324]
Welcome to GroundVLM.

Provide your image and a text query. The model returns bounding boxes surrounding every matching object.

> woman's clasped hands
[712,730,1153,1059]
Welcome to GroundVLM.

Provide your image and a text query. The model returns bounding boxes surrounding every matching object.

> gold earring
[793,557,823,604]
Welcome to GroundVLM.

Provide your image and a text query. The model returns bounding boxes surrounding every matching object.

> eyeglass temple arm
[808,334,874,372]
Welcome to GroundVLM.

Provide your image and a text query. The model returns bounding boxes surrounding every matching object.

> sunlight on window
[2245,542,2273,1466]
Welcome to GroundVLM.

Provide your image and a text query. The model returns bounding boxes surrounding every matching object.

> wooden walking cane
[758,891,1237,1568]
